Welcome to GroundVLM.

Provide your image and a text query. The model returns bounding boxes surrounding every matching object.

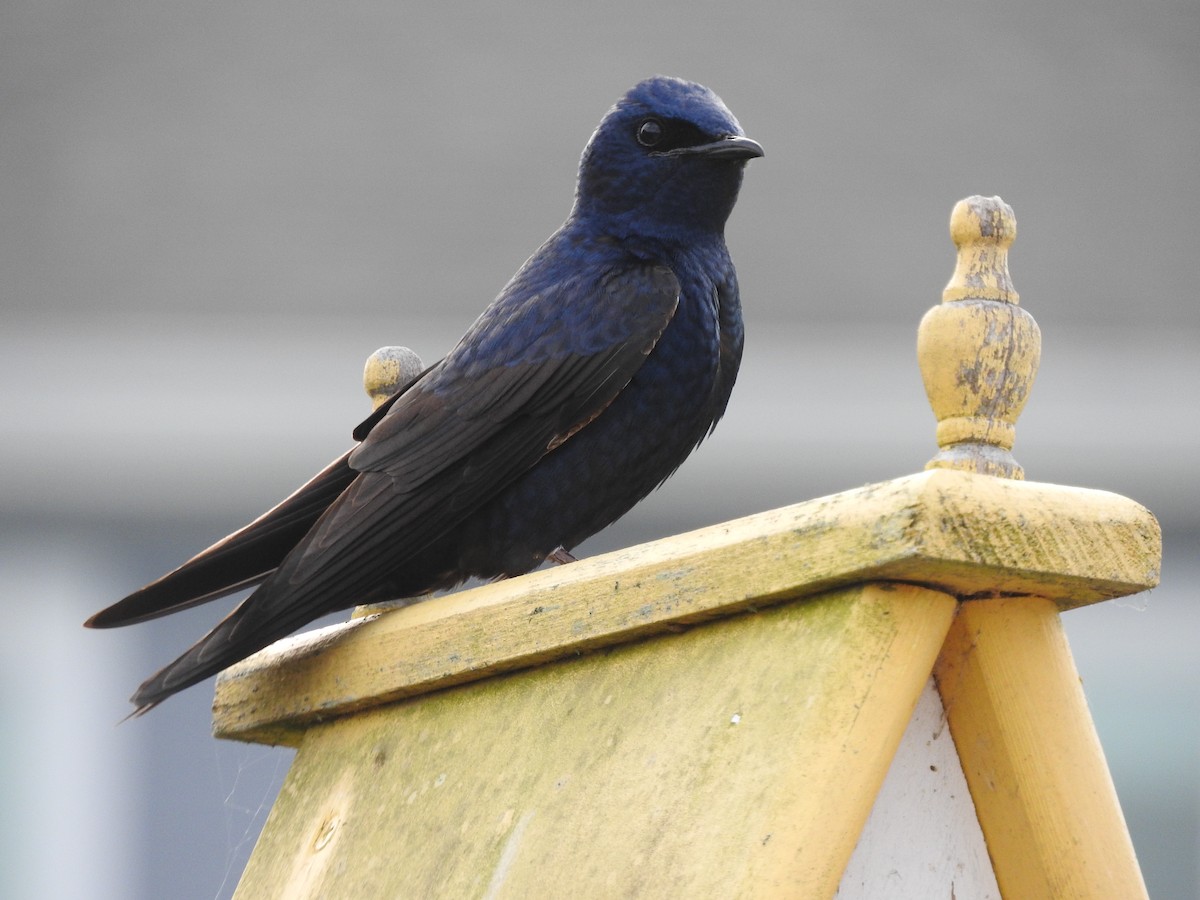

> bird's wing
[347,263,680,485]
[351,358,441,442]
[259,261,683,611]
[128,263,681,709]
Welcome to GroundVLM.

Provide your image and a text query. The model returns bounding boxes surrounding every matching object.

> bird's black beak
[660,135,765,160]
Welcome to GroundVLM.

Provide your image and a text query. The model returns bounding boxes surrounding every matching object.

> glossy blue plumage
[88,76,762,712]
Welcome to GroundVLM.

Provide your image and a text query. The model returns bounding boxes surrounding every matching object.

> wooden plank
[934,597,1148,899]
[214,468,1159,746]
[231,583,957,899]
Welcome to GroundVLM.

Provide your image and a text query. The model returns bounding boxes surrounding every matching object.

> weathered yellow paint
[231,583,956,900]
[213,468,1159,746]
[216,195,1161,897]
[918,196,1041,479]
[942,195,1019,304]
[362,345,423,409]
[915,196,1148,896]
[935,597,1149,899]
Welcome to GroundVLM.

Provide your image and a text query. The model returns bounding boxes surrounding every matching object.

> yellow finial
[918,196,1040,479]
[363,346,425,409]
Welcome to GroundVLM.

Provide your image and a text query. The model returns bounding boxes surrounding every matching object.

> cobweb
[212,743,295,900]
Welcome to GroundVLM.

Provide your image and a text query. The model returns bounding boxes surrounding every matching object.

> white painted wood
[836,678,1000,899]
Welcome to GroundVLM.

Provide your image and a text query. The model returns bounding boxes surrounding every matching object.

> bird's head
[573,76,763,242]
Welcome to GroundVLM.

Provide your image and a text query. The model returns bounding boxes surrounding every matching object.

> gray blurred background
[2,2,1196,897]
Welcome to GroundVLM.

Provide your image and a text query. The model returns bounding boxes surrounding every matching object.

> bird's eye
[636,118,664,148]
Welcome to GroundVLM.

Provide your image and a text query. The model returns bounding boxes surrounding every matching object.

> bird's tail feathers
[87,451,357,629]
[127,586,303,715]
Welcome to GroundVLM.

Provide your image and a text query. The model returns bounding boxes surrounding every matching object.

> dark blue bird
[86,76,763,714]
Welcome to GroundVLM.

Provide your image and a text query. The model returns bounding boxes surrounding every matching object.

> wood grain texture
[231,584,956,899]
[213,467,1159,745]
[935,597,1149,899]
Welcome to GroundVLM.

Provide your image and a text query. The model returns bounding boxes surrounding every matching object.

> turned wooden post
[920,198,1149,898]
[213,197,1159,899]
[919,196,1039,479]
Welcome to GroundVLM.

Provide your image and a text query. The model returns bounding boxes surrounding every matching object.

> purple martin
[87,75,763,714]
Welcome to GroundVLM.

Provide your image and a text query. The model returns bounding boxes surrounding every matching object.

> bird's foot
[547,546,577,565]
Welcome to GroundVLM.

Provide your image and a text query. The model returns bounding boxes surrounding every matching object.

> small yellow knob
[918,196,1040,479]
[363,346,425,410]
